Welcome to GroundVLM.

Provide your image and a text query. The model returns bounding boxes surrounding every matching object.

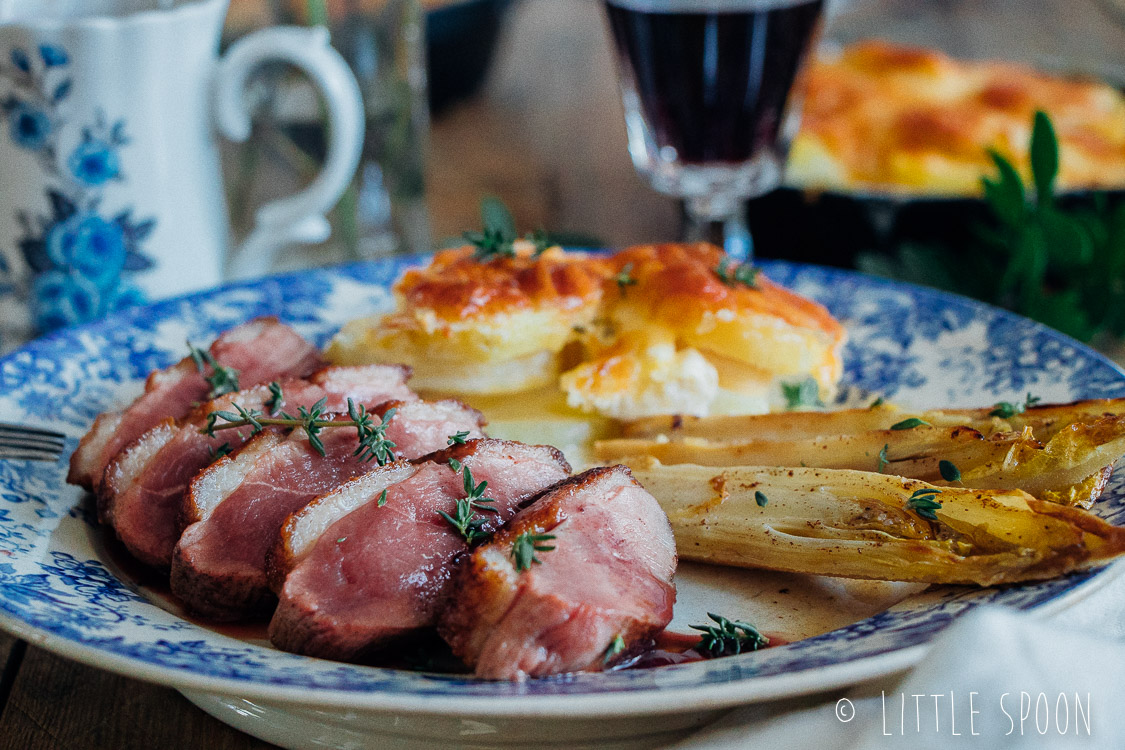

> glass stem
[684,195,753,261]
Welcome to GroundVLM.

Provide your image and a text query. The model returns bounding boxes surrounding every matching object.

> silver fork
[0,422,67,462]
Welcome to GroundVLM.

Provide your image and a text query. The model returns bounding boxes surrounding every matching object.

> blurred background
[220,0,1125,351]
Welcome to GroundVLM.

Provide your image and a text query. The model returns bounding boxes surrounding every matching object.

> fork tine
[0,446,62,462]
[0,437,67,452]
[0,422,67,441]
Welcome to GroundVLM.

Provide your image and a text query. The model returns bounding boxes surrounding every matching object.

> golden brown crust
[607,243,846,344]
[791,40,1125,194]
[394,246,610,321]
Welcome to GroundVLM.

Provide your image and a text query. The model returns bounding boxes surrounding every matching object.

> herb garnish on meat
[511,531,557,571]
[437,465,498,543]
[691,613,769,658]
[187,341,240,398]
[447,431,470,445]
[200,396,397,465]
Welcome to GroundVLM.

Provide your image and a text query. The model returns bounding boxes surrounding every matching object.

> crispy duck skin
[68,317,323,491]
[439,465,677,681]
[268,439,571,661]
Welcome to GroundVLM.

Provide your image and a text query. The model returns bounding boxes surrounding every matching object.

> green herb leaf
[481,195,517,240]
[906,488,943,521]
[989,393,1041,419]
[1030,110,1058,206]
[187,340,240,399]
[449,458,462,473]
[615,262,637,293]
[890,417,931,430]
[690,613,769,658]
[782,377,824,410]
[754,491,768,507]
[604,634,626,665]
[208,442,232,460]
[877,443,889,473]
[447,430,470,446]
[266,382,284,415]
[714,257,759,288]
[939,460,961,482]
[869,396,886,409]
[511,531,557,572]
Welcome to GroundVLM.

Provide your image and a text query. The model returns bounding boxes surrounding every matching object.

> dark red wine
[606,0,824,165]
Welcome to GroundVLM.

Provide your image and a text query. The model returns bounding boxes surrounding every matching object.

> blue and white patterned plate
[1,256,1124,743]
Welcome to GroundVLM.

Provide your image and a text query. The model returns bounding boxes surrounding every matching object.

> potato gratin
[787,40,1125,195]
[328,242,845,428]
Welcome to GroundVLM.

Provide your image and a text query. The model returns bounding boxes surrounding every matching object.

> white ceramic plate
[2,256,1124,749]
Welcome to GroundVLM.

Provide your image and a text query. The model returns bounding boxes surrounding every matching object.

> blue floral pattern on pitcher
[0,43,154,332]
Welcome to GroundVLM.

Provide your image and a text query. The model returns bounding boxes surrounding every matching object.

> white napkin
[675,561,1125,750]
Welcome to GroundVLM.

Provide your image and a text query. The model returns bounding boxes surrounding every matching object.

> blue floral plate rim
[1,255,1124,717]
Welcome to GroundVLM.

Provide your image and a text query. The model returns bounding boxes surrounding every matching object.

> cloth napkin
[675,560,1125,750]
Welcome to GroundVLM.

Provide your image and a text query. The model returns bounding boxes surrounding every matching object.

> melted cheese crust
[328,242,846,416]
[787,40,1125,195]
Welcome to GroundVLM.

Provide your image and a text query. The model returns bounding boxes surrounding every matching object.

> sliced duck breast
[438,465,677,681]
[268,439,571,661]
[171,399,485,620]
[101,365,414,569]
[68,317,322,490]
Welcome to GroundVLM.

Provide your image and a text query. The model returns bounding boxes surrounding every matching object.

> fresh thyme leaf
[187,340,240,398]
[266,382,284,415]
[208,442,232,460]
[352,403,397,465]
[377,488,388,507]
[526,228,552,256]
[714,257,759,288]
[466,196,518,261]
[891,417,931,430]
[511,531,557,572]
[614,263,637,293]
[201,398,396,464]
[448,458,462,473]
[447,430,470,446]
[782,377,824,410]
[989,392,1041,419]
[604,634,626,665]
[438,466,498,543]
[906,488,943,521]
[939,460,961,482]
[336,537,347,543]
[690,613,769,658]
[754,491,768,507]
[870,396,885,409]
[877,443,889,473]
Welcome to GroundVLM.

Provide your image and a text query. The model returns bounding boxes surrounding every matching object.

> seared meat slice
[268,440,571,661]
[172,399,484,620]
[101,365,414,569]
[68,317,322,490]
[438,466,676,680]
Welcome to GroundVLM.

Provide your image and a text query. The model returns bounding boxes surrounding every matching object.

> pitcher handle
[214,26,364,279]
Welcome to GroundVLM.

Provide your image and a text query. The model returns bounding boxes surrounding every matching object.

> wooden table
[0,2,660,747]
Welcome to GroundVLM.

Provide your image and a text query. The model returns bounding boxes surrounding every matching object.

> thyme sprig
[464,196,553,261]
[877,443,890,473]
[201,392,397,465]
[447,431,470,446]
[990,393,1042,419]
[438,465,498,543]
[187,341,240,399]
[690,613,769,658]
[614,263,637,293]
[511,531,557,572]
[604,634,626,665]
[906,488,943,521]
[714,257,759,289]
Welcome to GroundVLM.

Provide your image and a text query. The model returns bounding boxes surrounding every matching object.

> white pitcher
[0,0,364,333]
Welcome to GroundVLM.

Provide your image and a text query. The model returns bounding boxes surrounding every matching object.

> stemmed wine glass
[604,0,825,260]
